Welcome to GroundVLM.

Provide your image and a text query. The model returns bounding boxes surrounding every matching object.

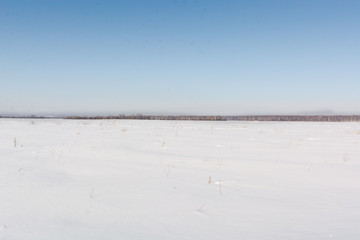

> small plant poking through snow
[89,188,94,199]
[214,180,223,196]
[14,138,17,147]
[196,204,206,213]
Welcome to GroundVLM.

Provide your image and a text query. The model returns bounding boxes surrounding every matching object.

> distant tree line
[65,114,360,122]
[65,114,226,121]
[224,115,360,122]
[0,115,49,119]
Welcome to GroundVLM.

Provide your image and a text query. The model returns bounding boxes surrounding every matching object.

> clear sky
[1,0,359,115]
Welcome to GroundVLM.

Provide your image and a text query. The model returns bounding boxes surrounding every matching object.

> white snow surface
[1,119,360,239]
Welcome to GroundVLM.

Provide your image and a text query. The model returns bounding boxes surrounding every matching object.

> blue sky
[1,0,359,115]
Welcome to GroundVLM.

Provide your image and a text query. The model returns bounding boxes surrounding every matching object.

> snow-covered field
[1,119,360,239]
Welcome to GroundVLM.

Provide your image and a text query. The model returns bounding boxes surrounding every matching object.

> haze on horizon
[1,0,360,116]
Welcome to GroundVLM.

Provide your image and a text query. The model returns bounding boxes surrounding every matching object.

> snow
[1,119,360,239]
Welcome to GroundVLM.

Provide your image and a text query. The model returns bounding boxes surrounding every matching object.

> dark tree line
[65,115,360,122]
[223,115,360,122]
[65,114,226,121]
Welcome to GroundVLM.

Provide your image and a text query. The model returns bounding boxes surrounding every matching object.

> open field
[1,119,360,239]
